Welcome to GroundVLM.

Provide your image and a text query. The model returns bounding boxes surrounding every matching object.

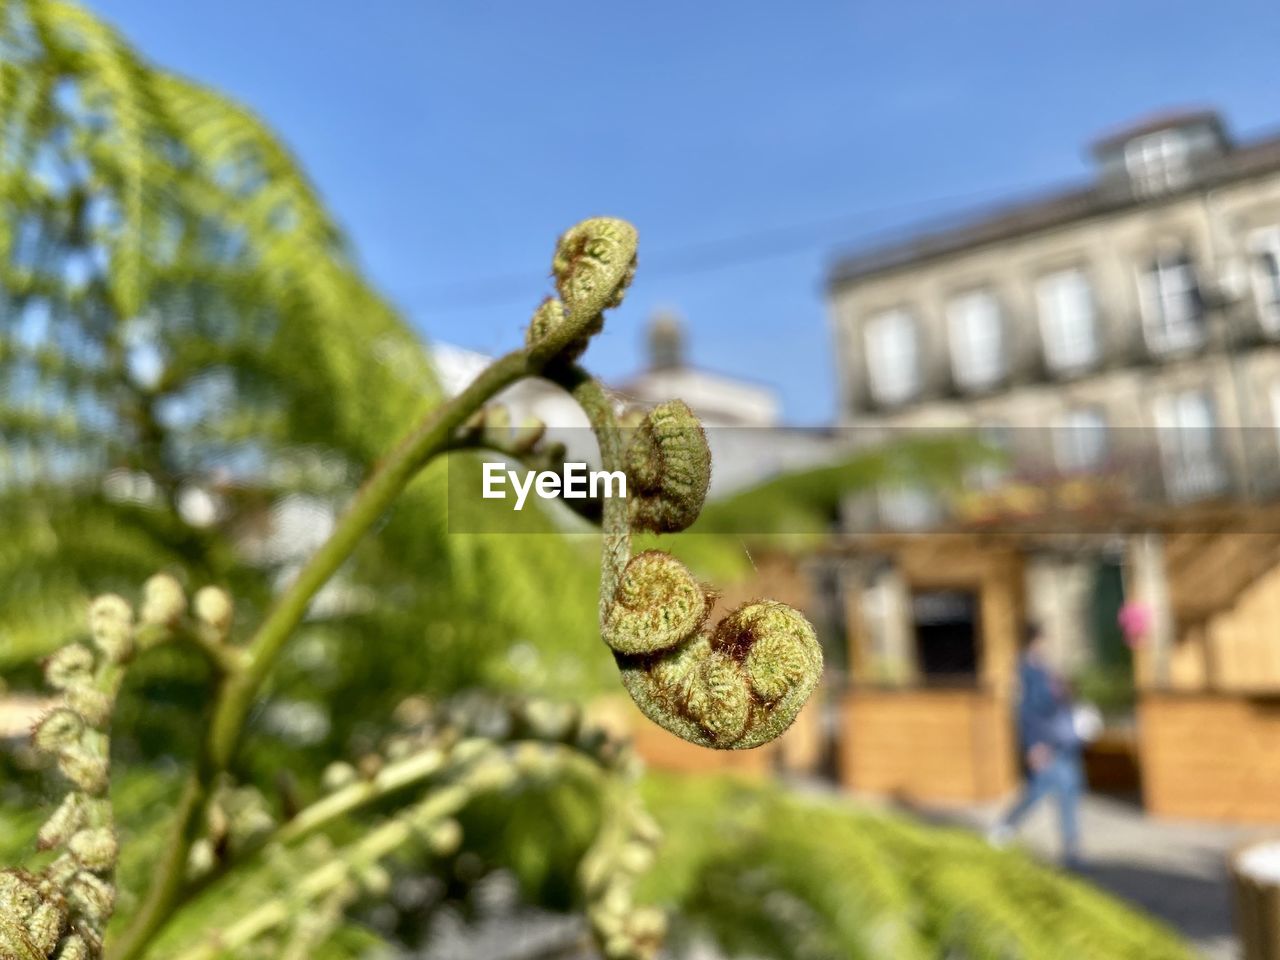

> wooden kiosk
[835,534,1023,804]
[1127,513,1280,822]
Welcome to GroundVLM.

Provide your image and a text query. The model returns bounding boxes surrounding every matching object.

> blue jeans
[1000,749,1083,862]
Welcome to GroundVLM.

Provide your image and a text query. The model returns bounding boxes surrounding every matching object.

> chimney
[647,310,686,371]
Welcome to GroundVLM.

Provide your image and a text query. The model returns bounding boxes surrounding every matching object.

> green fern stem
[554,365,632,615]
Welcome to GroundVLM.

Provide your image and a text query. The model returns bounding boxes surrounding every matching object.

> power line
[398,175,1067,313]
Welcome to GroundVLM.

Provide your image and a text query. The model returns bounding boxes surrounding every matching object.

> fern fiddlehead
[625,400,712,534]
[0,573,241,960]
[534,219,823,750]
[1,578,183,960]
[0,592,134,960]
[527,217,639,363]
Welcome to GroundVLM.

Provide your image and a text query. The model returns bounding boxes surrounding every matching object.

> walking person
[988,622,1086,869]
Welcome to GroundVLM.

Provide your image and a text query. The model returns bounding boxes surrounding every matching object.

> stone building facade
[829,110,1280,505]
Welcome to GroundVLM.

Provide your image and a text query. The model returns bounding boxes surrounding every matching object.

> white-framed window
[1125,130,1190,196]
[1139,250,1204,354]
[1248,226,1280,332]
[1153,388,1226,501]
[864,308,920,405]
[1053,407,1109,474]
[946,288,1005,390]
[1036,267,1098,373]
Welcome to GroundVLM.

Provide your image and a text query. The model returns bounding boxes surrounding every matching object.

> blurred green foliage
[642,775,1192,960]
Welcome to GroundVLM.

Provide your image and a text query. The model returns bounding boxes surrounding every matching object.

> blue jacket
[1017,656,1074,753]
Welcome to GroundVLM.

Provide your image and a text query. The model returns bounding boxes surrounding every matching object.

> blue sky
[93,0,1280,424]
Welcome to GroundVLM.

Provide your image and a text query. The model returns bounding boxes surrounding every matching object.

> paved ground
[913,792,1275,959]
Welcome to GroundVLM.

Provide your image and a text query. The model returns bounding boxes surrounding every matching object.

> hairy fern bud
[0,870,67,959]
[33,709,85,754]
[56,934,91,960]
[65,688,111,729]
[67,830,117,873]
[65,872,113,928]
[618,599,822,750]
[57,753,109,796]
[9,580,185,958]
[552,218,638,317]
[141,573,186,628]
[88,595,133,664]
[603,552,710,655]
[44,646,95,692]
[625,400,711,533]
[37,796,87,852]
[528,218,638,360]
[193,586,233,635]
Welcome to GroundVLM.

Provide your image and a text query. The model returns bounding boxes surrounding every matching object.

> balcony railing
[845,426,1280,534]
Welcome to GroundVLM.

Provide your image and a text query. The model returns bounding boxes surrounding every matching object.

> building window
[864,308,920,405]
[1139,250,1204,354]
[1053,407,1109,474]
[1153,389,1226,501]
[946,288,1005,390]
[1125,130,1190,196]
[1036,268,1098,373]
[1249,227,1280,332]
[912,589,979,683]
